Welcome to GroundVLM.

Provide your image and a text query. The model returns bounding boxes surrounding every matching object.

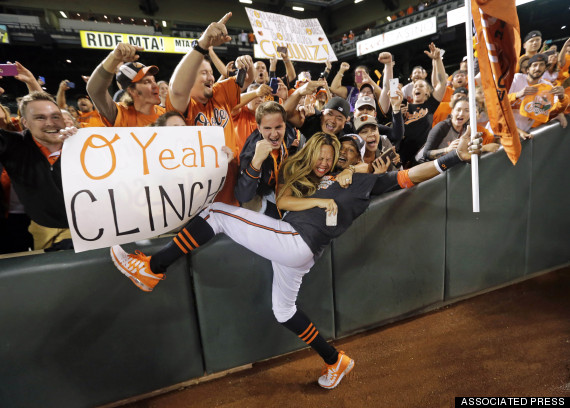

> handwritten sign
[245,7,337,63]
[62,126,228,252]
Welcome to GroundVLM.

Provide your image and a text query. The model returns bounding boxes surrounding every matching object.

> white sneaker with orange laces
[110,245,164,292]
[318,350,354,389]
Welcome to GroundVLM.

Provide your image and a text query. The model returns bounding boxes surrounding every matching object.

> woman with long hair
[110,131,480,389]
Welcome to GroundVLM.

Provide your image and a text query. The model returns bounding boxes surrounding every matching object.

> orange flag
[471,0,521,164]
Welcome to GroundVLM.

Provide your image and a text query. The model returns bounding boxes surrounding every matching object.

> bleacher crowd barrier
[0,120,568,408]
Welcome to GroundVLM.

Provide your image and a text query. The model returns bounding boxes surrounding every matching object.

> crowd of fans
[0,16,568,256]
[1,12,568,390]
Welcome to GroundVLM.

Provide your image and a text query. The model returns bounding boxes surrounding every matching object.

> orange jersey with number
[166,78,241,206]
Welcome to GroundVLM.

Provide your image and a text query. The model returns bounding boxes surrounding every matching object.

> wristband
[434,149,462,173]
[191,40,208,55]
[348,165,356,174]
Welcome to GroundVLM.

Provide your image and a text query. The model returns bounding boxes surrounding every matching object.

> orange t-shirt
[232,105,258,156]
[167,78,241,206]
[102,103,165,127]
[432,101,451,127]
[520,84,554,124]
[78,110,105,128]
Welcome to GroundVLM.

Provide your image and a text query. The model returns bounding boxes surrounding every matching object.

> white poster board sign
[62,126,227,252]
[245,7,337,63]
[356,17,437,56]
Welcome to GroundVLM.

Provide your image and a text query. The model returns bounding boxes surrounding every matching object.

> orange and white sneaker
[318,350,354,389]
[110,245,164,292]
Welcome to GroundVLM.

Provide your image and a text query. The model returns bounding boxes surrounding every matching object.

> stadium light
[292,6,304,11]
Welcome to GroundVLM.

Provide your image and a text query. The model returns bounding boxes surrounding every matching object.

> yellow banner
[79,30,196,54]
[0,25,9,44]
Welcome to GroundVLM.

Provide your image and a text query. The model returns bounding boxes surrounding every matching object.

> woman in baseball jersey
[111,131,480,389]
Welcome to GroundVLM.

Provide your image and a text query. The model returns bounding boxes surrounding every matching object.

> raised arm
[169,12,232,112]
[385,89,404,145]
[86,43,143,124]
[56,80,70,109]
[378,52,393,114]
[281,50,296,85]
[330,62,350,99]
[208,46,229,78]
[424,43,447,102]
[230,84,272,116]
[283,81,321,128]
[559,37,570,67]
[14,62,42,94]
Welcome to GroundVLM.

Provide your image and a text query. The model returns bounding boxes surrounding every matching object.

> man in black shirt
[0,92,76,250]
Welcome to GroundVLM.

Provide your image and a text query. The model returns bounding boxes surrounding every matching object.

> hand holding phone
[326,210,337,227]
[355,71,363,84]
[269,77,279,94]
[380,146,397,162]
[389,78,399,97]
[276,45,287,56]
[0,64,18,77]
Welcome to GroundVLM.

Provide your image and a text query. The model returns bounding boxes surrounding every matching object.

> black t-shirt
[283,172,401,255]
[400,95,440,166]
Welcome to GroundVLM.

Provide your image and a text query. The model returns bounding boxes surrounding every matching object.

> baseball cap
[323,97,350,118]
[116,62,159,90]
[316,86,327,96]
[358,83,374,93]
[453,87,468,96]
[528,53,547,65]
[76,94,91,101]
[353,114,378,133]
[339,133,365,159]
[355,95,376,111]
[523,30,542,43]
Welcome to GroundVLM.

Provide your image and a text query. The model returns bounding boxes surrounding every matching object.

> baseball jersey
[509,73,556,131]
[283,172,403,255]
[167,78,241,206]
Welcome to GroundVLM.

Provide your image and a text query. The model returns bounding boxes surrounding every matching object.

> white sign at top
[356,17,437,56]
[245,7,337,63]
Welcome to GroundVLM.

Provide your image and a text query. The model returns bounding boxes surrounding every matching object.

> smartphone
[325,211,337,227]
[276,45,287,55]
[355,71,363,83]
[67,81,75,88]
[380,146,397,162]
[389,78,399,97]
[38,75,45,83]
[235,68,246,88]
[0,64,18,76]
[269,77,279,94]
